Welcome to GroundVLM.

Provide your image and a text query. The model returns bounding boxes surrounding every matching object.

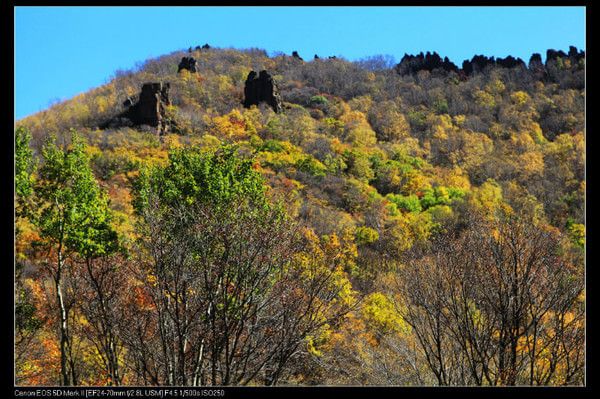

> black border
[5,1,594,398]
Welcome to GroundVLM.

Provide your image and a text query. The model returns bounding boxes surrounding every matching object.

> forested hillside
[15,45,585,386]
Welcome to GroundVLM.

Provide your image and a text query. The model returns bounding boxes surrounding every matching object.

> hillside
[15,45,585,386]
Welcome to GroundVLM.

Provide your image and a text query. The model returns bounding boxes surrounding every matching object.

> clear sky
[14,6,585,121]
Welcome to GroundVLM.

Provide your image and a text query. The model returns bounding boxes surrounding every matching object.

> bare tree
[394,213,584,385]
[123,145,356,385]
[73,255,128,385]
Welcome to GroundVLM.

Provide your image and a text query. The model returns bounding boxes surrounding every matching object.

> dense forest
[15,45,585,386]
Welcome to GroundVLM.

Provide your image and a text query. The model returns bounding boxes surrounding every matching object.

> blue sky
[14,6,585,121]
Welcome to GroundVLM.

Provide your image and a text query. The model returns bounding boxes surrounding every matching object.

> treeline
[15,45,584,386]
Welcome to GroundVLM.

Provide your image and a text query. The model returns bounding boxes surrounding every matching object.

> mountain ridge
[15,43,585,385]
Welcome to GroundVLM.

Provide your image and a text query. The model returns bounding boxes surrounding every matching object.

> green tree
[34,131,118,385]
[15,126,36,221]
[345,150,374,182]
[14,126,45,384]
[131,144,355,385]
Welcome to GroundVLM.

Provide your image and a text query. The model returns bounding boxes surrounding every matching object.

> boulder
[243,70,283,113]
[178,56,198,73]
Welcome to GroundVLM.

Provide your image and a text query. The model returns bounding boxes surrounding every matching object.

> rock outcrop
[392,46,583,79]
[103,82,174,135]
[568,45,585,62]
[461,55,496,75]
[395,51,459,75]
[528,53,546,79]
[292,51,304,61]
[122,96,135,108]
[461,54,525,75]
[178,56,198,73]
[528,53,543,69]
[243,70,283,113]
[194,44,211,51]
[546,46,585,66]
[496,55,526,69]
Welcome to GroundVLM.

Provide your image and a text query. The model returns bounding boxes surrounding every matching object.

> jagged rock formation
[528,53,546,79]
[102,82,174,135]
[243,70,283,113]
[462,55,526,75]
[395,47,583,78]
[544,46,585,88]
[178,56,198,73]
[496,55,526,69]
[292,51,303,61]
[127,82,172,134]
[529,53,543,69]
[395,51,459,75]
[546,48,569,62]
[461,55,496,75]
[546,46,585,65]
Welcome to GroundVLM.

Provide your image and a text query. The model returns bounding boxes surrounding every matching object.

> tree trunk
[56,250,71,386]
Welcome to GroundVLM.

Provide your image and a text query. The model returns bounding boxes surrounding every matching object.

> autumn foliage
[15,45,584,386]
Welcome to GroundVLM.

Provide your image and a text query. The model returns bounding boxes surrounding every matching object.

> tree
[394,211,584,385]
[74,253,129,385]
[130,144,355,385]
[15,125,41,355]
[14,44,585,387]
[15,126,36,221]
[368,100,410,142]
[33,131,118,385]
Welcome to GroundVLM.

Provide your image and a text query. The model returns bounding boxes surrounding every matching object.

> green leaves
[34,130,118,258]
[419,186,465,209]
[566,219,585,250]
[15,127,37,222]
[354,226,379,246]
[15,127,36,201]
[133,144,267,214]
[387,193,422,213]
[310,95,329,106]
